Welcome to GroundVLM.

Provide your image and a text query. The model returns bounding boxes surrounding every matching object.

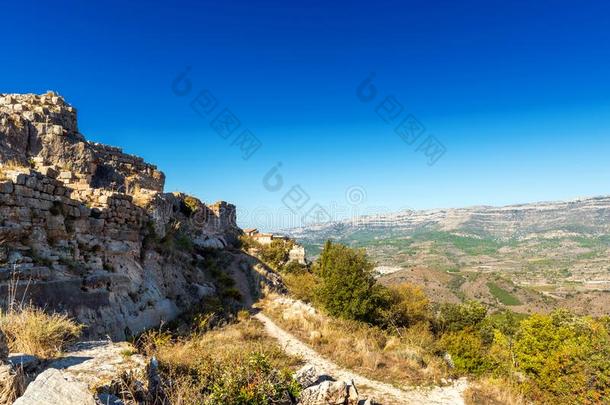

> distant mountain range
[286,196,610,315]
[288,195,610,242]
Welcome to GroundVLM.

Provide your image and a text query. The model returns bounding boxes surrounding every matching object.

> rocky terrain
[0,92,416,404]
[288,197,610,315]
[0,92,242,339]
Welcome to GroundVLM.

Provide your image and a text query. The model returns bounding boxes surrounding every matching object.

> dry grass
[262,295,447,387]
[464,377,528,405]
[0,306,83,358]
[0,364,25,405]
[143,316,301,372]
[138,315,302,404]
[0,160,30,180]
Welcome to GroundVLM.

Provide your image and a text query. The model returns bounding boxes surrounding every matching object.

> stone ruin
[0,92,240,338]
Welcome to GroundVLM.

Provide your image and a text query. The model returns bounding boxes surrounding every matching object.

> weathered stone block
[0,181,13,194]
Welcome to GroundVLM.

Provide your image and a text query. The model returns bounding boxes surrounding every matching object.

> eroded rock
[0,92,241,339]
[298,379,361,405]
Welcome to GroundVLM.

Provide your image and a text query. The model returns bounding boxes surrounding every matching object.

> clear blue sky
[3,0,610,230]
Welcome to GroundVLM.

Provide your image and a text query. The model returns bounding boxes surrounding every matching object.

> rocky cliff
[0,92,240,339]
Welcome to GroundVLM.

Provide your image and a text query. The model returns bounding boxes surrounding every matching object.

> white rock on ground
[13,369,96,405]
[13,340,145,405]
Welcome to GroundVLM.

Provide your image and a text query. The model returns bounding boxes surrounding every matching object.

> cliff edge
[0,92,240,339]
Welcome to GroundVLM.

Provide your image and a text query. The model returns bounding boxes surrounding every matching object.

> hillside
[287,197,610,315]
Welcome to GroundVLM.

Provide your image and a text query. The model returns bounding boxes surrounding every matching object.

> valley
[288,198,610,315]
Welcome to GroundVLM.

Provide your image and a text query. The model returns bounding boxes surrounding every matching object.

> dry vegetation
[463,378,526,405]
[0,275,83,359]
[0,306,83,358]
[137,312,303,404]
[0,160,29,180]
[262,295,448,387]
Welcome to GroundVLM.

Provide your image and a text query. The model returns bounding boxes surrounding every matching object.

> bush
[313,241,388,324]
[0,306,83,358]
[258,239,294,270]
[511,310,610,403]
[383,282,431,328]
[440,329,492,375]
[283,271,320,303]
[435,301,488,334]
[280,261,308,274]
[239,235,261,250]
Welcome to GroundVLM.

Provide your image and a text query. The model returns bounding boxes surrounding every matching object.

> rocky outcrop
[14,340,146,405]
[294,365,363,405]
[0,92,241,339]
[13,369,96,405]
[0,92,164,197]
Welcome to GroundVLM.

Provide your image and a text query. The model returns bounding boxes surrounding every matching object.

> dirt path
[254,312,467,405]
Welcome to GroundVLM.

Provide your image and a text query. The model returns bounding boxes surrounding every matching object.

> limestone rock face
[0,92,241,339]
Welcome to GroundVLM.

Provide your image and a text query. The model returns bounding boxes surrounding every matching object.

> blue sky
[2,0,610,230]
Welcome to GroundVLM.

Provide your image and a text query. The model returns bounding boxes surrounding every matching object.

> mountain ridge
[287,195,610,241]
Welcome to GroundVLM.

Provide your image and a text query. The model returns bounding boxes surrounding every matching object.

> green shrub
[436,301,488,333]
[511,310,610,403]
[283,271,320,303]
[314,241,388,324]
[280,261,308,274]
[258,239,294,270]
[440,329,492,375]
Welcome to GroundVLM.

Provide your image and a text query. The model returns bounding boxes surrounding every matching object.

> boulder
[193,236,226,250]
[13,369,94,405]
[298,379,360,405]
[294,364,322,389]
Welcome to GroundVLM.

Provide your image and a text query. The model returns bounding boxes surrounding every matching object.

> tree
[313,241,387,323]
[259,239,294,270]
[435,301,487,334]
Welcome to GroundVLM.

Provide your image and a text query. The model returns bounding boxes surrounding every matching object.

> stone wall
[88,142,165,193]
[0,92,241,338]
[0,92,164,196]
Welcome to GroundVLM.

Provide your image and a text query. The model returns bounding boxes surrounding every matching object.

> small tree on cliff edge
[314,241,386,323]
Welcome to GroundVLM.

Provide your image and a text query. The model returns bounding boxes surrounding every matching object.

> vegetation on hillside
[299,227,610,316]
[272,240,610,404]
[137,311,302,404]
[487,282,521,306]
[239,235,298,272]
